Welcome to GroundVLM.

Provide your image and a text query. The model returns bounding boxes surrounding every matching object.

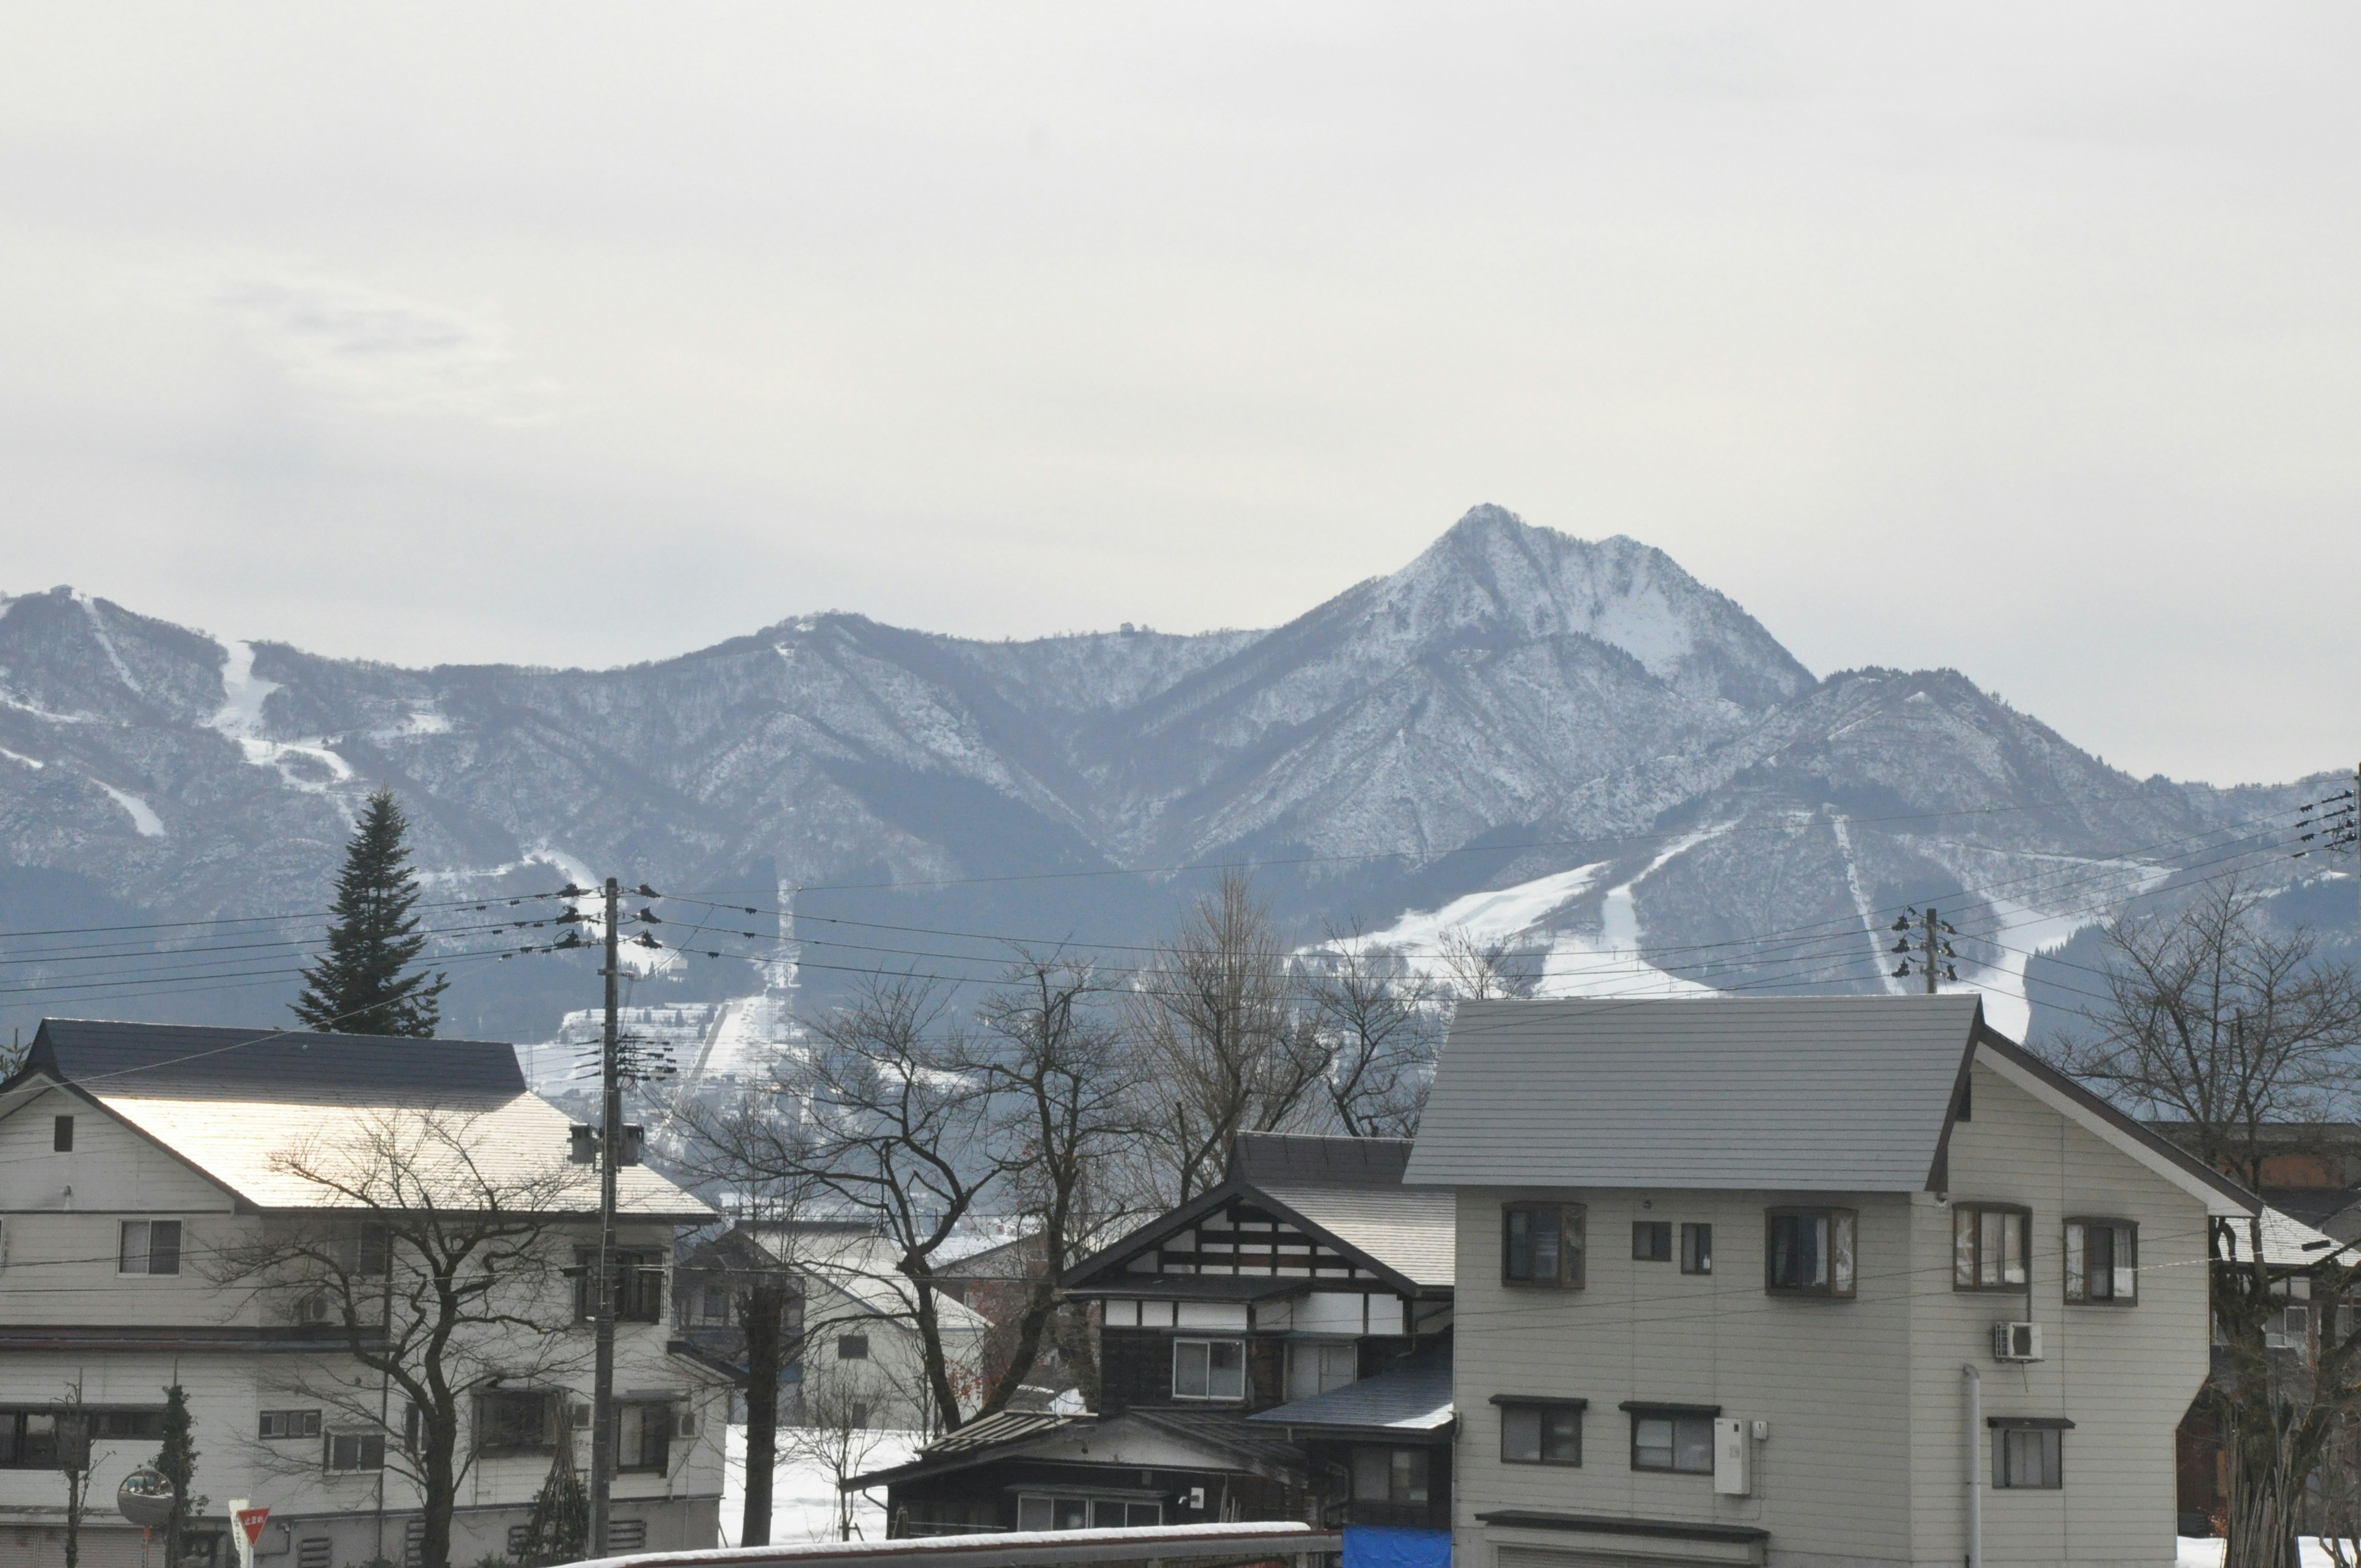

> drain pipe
[1963,1364,1983,1568]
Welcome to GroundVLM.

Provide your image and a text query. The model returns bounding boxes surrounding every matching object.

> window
[615,1402,671,1473]
[0,1411,64,1468]
[296,1541,333,1568]
[1990,1422,2066,1489]
[1016,1495,1162,1530]
[1286,1341,1358,1400]
[2065,1219,2138,1305]
[608,1521,646,1552]
[1351,1446,1431,1505]
[1503,1203,1585,1288]
[476,1390,558,1455]
[1681,1223,1712,1275]
[1632,1222,1672,1262]
[325,1431,386,1471]
[837,1334,870,1361]
[1627,1407,1717,1474]
[90,1409,164,1441]
[118,1219,182,1276]
[259,1409,323,1441]
[1765,1208,1855,1297]
[331,1224,389,1278]
[1497,1398,1583,1465]
[53,1115,73,1152]
[1173,1338,1246,1400]
[573,1249,665,1322]
[703,1284,730,1321]
[1953,1205,2031,1291]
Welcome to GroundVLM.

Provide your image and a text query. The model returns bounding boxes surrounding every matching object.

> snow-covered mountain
[0,505,2338,1047]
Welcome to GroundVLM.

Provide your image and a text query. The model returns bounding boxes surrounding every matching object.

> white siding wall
[1452,1186,1918,1568]
[1447,1059,2215,1568]
[0,1088,726,1558]
[1904,1061,2210,1568]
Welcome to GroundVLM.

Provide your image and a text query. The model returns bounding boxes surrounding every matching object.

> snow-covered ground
[1336,829,1730,1000]
[718,1423,924,1546]
[95,780,165,836]
[2178,1537,2353,1567]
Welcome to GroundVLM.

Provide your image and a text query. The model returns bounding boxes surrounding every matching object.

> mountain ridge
[0,505,2335,1048]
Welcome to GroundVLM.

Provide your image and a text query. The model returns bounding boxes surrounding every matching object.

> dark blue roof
[22,1018,524,1101]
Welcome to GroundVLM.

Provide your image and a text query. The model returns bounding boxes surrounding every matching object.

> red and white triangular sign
[237,1507,270,1546]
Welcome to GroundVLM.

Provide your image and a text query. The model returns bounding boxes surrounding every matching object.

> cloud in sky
[212,270,568,426]
[0,2,2355,786]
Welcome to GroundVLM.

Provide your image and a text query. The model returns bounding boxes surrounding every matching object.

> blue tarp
[1342,1524,1451,1568]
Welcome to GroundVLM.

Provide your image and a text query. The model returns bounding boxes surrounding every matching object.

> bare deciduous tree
[1128,871,1324,1203]
[1299,929,1443,1137]
[212,1106,586,1568]
[2053,879,2361,1189]
[663,1095,819,1548]
[965,952,1136,1420]
[785,975,1000,1434]
[2051,878,2361,1568]
[787,1364,893,1542]
[1435,928,1519,1003]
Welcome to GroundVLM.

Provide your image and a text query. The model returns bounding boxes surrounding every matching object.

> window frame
[1502,1202,1586,1289]
[1632,1221,1672,1262]
[572,1248,665,1323]
[53,1115,73,1152]
[1493,1395,1586,1467]
[1680,1222,1713,1276]
[323,1431,387,1473]
[117,1219,183,1277]
[259,1409,323,1441]
[614,1400,673,1474]
[1764,1207,1855,1298]
[1623,1402,1720,1475]
[475,1389,560,1457]
[1350,1444,1433,1506]
[1952,1203,2033,1294]
[1988,1419,2068,1490]
[2063,1218,2139,1307]
[836,1334,871,1362]
[1016,1494,1164,1531]
[1171,1337,1247,1401]
[1285,1339,1359,1401]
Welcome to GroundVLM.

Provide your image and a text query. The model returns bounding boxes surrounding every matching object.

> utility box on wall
[1714,1417,1749,1495]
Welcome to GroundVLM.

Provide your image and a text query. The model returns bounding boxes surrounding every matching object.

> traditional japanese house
[847,1132,1455,1538]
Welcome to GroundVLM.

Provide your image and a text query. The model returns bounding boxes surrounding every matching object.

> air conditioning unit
[1993,1321,2043,1362]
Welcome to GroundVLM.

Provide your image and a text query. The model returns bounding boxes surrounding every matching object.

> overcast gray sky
[2,4,2355,787]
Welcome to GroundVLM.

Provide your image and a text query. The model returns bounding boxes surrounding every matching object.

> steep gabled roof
[1062,1133,1454,1296]
[1406,996,2257,1218]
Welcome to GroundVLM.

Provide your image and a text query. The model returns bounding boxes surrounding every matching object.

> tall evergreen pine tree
[292,788,448,1036]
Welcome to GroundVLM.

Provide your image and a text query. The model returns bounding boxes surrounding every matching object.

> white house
[0,1019,728,1568]
[731,1220,996,1435]
[1406,995,2257,1568]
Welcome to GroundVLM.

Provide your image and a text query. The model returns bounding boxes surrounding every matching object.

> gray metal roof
[1405,996,1982,1191]
[1254,1182,1456,1289]
[1246,1350,1452,1436]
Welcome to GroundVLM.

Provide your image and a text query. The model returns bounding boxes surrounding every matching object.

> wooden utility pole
[590,875,621,1559]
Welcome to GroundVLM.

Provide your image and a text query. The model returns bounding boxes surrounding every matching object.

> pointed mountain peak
[1370,504,1815,708]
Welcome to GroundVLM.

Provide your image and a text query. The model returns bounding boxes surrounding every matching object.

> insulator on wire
[635,884,661,898]
[1894,962,1912,978]
[1892,939,1910,953]
[635,908,661,923]
[1891,916,1910,931]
